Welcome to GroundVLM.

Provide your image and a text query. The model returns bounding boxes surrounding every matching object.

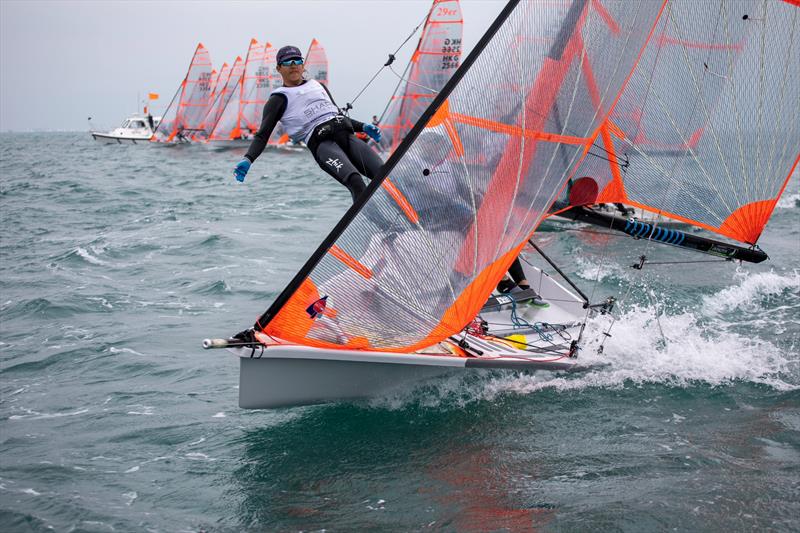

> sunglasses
[279,59,304,66]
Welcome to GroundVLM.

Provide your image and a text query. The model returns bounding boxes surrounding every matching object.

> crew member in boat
[232,45,384,203]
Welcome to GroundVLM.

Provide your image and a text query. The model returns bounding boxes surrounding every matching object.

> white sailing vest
[272,79,339,143]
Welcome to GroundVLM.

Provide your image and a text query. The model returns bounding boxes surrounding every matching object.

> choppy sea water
[1,132,798,532]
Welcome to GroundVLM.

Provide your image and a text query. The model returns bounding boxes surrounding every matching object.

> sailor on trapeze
[232,45,383,203]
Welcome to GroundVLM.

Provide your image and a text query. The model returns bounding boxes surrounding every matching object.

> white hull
[91,132,152,144]
[229,262,595,409]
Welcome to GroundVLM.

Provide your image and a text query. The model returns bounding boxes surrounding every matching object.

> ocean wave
[702,269,800,316]
[776,191,800,209]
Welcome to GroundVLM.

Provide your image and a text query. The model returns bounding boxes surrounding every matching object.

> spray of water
[374,271,800,410]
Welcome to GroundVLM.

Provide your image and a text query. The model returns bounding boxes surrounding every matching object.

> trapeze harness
[244,79,383,203]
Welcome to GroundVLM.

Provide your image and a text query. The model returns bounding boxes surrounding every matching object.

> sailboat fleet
[90,0,797,409]
[148,39,314,147]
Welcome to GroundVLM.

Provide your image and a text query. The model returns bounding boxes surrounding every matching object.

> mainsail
[252,0,667,352]
[152,43,214,142]
[562,0,799,245]
[377,0,464,154]
[305,39,329,85]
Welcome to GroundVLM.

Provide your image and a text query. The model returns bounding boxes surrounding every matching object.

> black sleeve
[319,82,365,133]
[244,93,288,163]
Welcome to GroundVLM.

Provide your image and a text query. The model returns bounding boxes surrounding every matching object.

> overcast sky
[0,0,506,131]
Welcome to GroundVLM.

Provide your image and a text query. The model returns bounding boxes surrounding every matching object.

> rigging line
[346,11,429,111]
[387,64,439,95]
[586,149,629,169]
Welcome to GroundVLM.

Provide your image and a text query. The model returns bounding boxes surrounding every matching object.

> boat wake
[370,271,800,410]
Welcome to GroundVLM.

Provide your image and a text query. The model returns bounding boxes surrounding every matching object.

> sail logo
[306,296,328,319]
[326,158,343,172]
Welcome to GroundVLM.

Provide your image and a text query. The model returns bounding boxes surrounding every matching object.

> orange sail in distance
[377,0,463,155]
[304,39,328,86]
[152,43,214,143]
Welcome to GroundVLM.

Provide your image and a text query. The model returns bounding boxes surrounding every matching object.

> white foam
[122,491,137,506]
[22,488,41,496]
[702,269,800,316]
[377,275,798,409]
[74,247,108,265]
[572,255,623,283]
[109,347,145,356]
[776,191,800,209]
[185,452,216,461]
[126,404,154,415]
[9,408,89,420]
[124,466,139,473]
[212,412,226,418]
[485,300,797,397]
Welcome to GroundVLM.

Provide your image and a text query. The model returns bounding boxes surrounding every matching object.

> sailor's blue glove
[233,158,251,182]
[363,124,381,142]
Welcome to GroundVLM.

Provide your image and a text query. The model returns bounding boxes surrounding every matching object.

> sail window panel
[263,0,665,351]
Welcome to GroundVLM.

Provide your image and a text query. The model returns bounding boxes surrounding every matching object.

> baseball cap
[276,45,303,64]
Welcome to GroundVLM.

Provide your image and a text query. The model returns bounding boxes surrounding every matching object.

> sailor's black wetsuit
[244,80,383,203]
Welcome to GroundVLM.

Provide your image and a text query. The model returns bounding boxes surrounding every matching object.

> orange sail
[304,39,328,86]
[207,52,247,141]
[377,0,463,154]
[209,39,275,141]
[152,43,214,142]
[561,0,799,245]
[194,63,229,139]
[255,0,666,352]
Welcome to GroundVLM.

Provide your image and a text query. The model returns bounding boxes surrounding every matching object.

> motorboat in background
[89,113,159,144]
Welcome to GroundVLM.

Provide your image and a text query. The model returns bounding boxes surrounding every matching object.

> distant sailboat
[151,43,214,143]
[376,0,463,155]
[304,38,328,86]
[207,39,269,145]
[192,63,231,141]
